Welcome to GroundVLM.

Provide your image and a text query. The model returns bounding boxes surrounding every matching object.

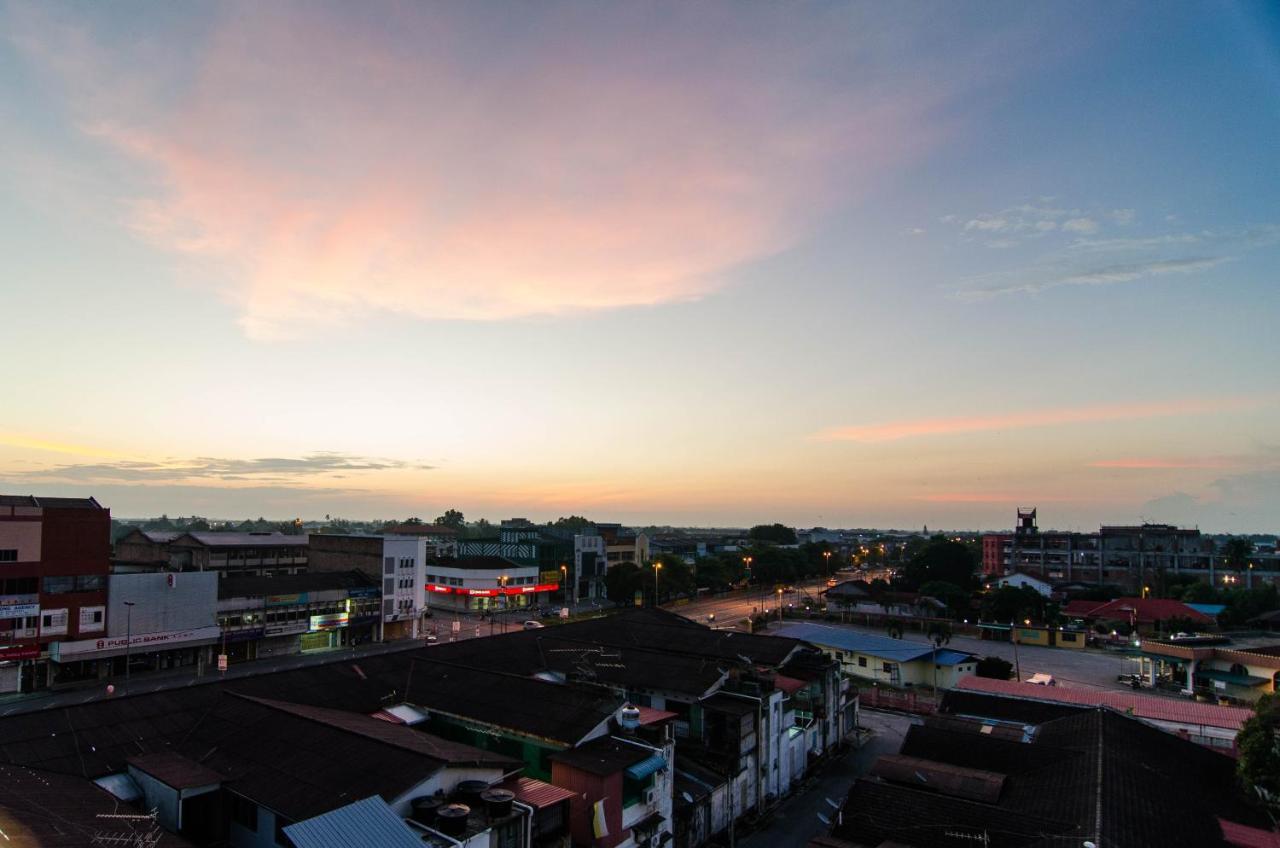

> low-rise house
[992,571,1054,597]
[1063,596,1214,634]
[776,622,976,689]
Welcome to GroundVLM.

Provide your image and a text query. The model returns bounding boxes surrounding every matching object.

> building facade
[981,508,1250,590]
[115,530,309,578]
[0,495,111,692]
[573,526,650,603]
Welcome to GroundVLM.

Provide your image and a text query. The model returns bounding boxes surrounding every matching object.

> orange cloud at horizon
[1087,457,1239,470]
[815,396,1262,443]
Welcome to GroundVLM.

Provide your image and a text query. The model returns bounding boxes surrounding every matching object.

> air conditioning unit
[645,788,657,806]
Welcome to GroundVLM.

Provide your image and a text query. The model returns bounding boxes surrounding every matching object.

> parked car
[523,620,545,630]
[1026,673,1057,686]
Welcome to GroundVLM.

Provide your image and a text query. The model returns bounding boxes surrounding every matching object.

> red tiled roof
[1219,818,1280,848]
[955,676,1251,731]
[499,776,577,810]
[1062,599,1106,617]
[1064,597,1213,624]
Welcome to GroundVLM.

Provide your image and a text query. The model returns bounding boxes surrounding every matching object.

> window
[0,550,17,563]
[0,577,36,594]
[384,557,395,575]
[75,575,105,592]
[857,657,867,668]
[41,609,68,635]
[228,793,258,831]
[41,576,75,594]
[79,606,105,632]
[426,574,436,582]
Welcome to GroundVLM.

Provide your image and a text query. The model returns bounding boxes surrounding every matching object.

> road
[674,587,1143,693]
[740,710,915,848]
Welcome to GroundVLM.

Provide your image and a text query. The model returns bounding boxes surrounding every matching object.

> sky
[1,1,1278,532]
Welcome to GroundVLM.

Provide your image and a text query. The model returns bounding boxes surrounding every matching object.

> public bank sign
[50,626,222,661]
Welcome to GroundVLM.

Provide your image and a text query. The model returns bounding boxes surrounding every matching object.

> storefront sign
[217,654,228,672]
[225,627,265,643]
[348,586,380,598]
[265,592,308,606]
[264,622,308,638]
[309,612,349,631]
[426,583,559,597]
[0,644,38,661]
[0,603,39,620]
[540,570,563,585]
[50,626,222,661]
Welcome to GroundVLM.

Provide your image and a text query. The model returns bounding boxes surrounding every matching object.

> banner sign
[0,603,39,620]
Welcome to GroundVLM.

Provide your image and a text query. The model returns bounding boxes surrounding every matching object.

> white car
[523,620,545,630]
[1026,673,1057,686]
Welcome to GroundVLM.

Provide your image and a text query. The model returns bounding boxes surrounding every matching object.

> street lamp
[123,601,135,693]
[823,550,832,577]
[654,562,663,607]
[560,565,568,605]
[776,588,783,622]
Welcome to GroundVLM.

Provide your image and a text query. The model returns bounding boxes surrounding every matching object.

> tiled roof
[1066,597,1214,624]
[955,676,1251,731]
[1219,818,1280,848]
[550,735,655,776]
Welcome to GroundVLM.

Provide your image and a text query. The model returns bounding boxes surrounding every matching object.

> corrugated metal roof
[93,772,142,802]
[284,796,425,848]
[870,754,1005,803]
[775,623,974,665]
[498,776,577,810]
[1219,817,1280,848]
[955,676,1251,731]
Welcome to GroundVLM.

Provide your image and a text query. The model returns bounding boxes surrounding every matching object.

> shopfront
[425,582,560,613]
[0,643,38,694]
[49,626,222,683]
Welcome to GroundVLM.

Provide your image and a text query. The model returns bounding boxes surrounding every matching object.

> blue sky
[1,2,1277,531]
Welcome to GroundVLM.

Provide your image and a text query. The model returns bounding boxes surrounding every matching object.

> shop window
[41,609,68,636]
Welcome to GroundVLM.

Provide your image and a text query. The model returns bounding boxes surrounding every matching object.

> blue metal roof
[284,796,425,848]
[1186,603,1226,617]
[775,623,974,666]
[625,753,668,781]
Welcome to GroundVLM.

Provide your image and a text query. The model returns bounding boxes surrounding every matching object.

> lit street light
[654,562,663,607]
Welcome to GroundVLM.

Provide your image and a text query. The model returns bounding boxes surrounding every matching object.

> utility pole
[123,601,135,694]
[1010,621,1021,682]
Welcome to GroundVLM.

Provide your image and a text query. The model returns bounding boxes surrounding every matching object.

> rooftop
[954,676,1252,731]
[171,531,308,548]
[550,735,658,776]
[127,751,223,789]
[775,622,974,666]
[283,796,425,848]
[218,570,377,599]
[0,494,103,510]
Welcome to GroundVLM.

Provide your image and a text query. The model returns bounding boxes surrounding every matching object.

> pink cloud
[816,397,1262,442]
[13,5,958,339]
[1088,457,1240,470]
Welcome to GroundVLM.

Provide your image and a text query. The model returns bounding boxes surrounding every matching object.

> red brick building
[0,495,110,691]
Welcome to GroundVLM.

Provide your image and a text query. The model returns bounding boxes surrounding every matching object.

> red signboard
[0,644,38,661]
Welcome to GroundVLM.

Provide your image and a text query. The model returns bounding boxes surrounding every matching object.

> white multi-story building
[382,536,428,640]
[424,556,557,615]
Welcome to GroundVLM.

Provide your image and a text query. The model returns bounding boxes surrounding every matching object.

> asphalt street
[739,710,916,848]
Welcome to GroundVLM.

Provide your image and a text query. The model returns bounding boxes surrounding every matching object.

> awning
[632,812,666,834]
[1196,669,1270,687]
[625,754,668,781]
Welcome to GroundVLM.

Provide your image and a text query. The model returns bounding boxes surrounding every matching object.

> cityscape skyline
[3,2,1279,532]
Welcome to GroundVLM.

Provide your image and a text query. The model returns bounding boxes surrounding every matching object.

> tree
[1238,693,1280,818]
[885,618,905,640]
[652,554,695,601]
[1224,537,1255,569]
[919,581,970,618]
[975,656,1013,680]
[604,563,642,606]
[748,524,798,545]
[694,554,745,591]
[549,515,594,532]
[434,510,465,530]
[899,538,978,591]
[981,585,1047,624]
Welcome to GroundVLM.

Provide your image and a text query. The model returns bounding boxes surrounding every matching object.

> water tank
[435,804,470,837]
[480,788,515,819]
[455,780,489,807]
[619,704,642,730]
[410,796,442,827]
